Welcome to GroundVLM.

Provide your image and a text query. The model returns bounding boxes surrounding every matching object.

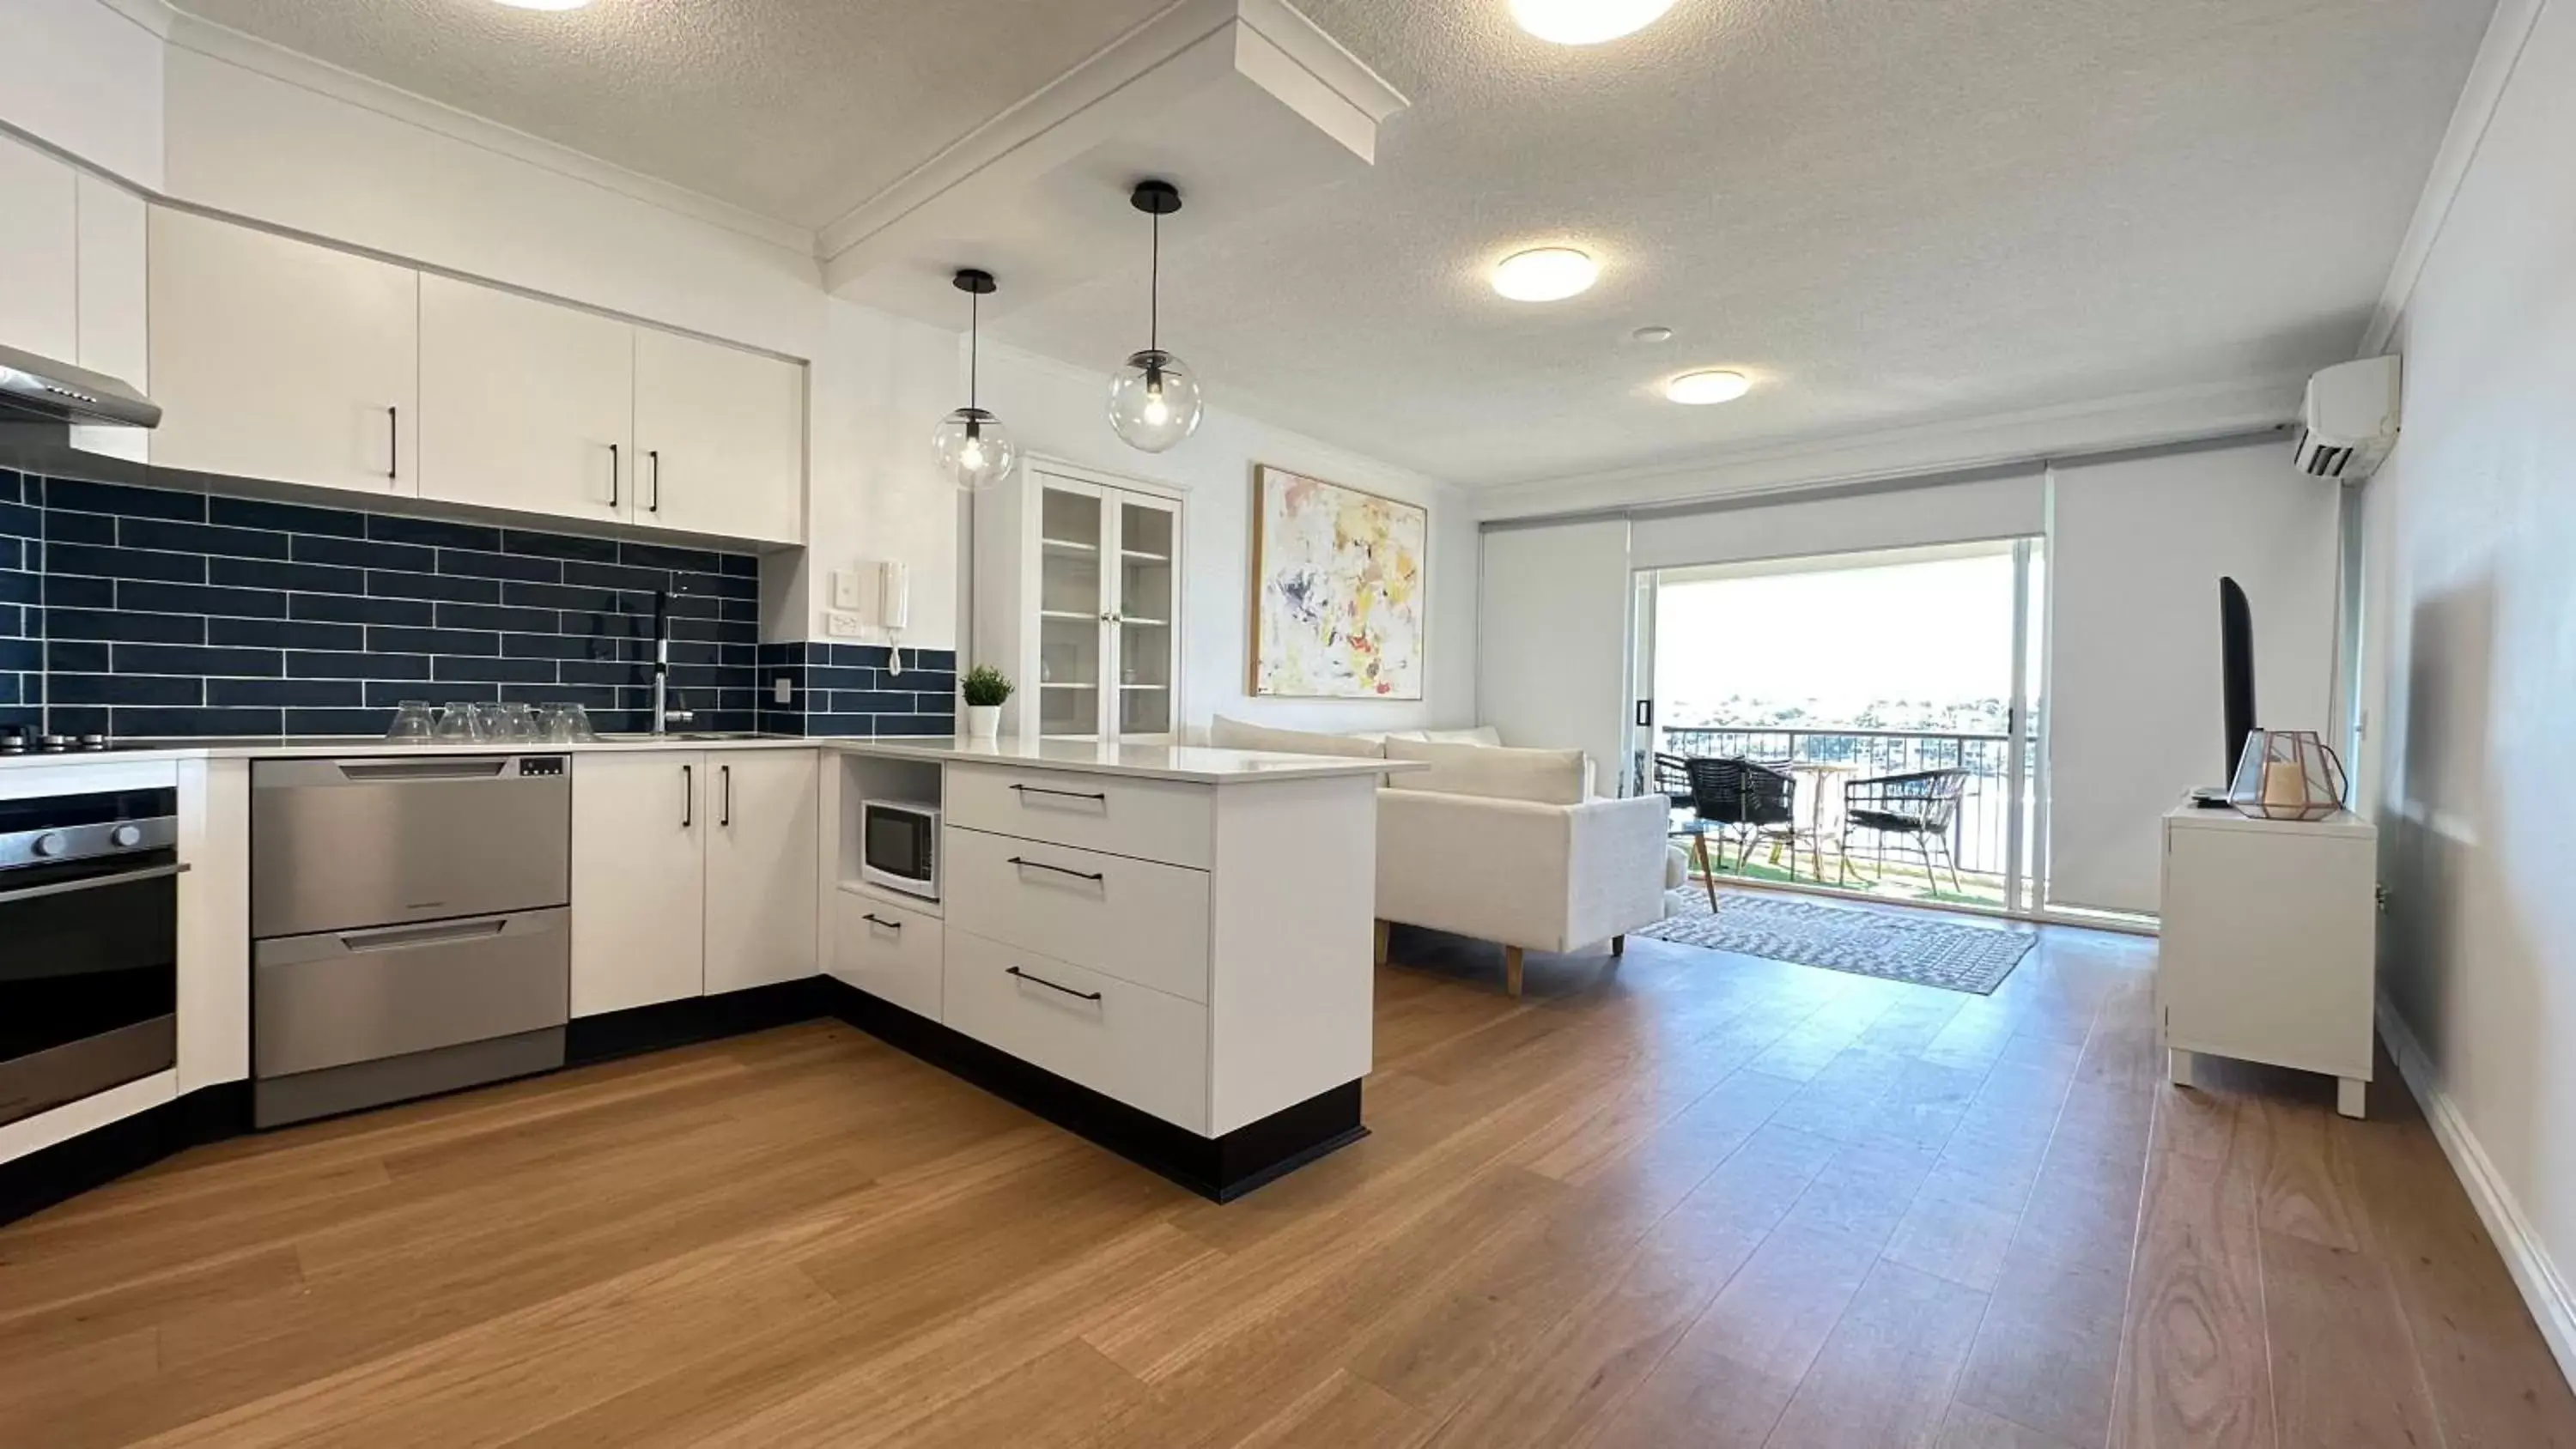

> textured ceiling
[170,0,1175,228]
[987,0,2494,487]
[173,0,2492,490]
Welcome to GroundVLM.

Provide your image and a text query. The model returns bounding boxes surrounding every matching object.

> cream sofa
[1210,718,1671,997]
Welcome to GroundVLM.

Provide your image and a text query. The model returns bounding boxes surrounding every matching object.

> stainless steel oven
[0,787,181,1128]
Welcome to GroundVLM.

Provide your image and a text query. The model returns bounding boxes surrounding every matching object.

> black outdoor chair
[1680,756,1801,897]
[1652,752,1694,810]
[1842,767,1971,894]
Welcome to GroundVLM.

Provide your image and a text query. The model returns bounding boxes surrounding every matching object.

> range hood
[0,342,160,428]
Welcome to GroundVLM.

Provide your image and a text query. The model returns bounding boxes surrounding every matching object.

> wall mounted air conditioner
[2293,355,2400,481]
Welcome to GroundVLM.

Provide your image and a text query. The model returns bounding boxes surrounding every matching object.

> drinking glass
[496,702,538,742]
[431,703,480,743]
[385,700,435,743]
[555,704,598,743]
[473,702,510,740]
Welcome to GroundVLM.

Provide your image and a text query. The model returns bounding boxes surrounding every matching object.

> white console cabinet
[2158,801,2378,1117]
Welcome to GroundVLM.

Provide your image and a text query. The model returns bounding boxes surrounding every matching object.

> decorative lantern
[2227,729,2348,821]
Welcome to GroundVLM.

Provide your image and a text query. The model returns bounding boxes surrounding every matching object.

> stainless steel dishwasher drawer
[252,755,570,938]
[252,907,569,1079]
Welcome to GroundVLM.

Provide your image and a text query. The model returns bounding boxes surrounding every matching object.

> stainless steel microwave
[859,799,940,901]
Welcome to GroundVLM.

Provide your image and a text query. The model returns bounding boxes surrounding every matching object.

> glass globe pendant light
[932,269,1018,492]
[1107,179,1204,453]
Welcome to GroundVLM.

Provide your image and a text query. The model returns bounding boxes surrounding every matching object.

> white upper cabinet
[635,328,805,545]
[149,207,420,494]
[418,275,635,525]
[0,133,78,362]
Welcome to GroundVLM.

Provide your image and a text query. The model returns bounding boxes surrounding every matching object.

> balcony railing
[1648,725,2026,894]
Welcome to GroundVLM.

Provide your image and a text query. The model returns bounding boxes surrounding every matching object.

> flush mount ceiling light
[1666,369,1753,404]
[1107,179,1205,454]
[1491,247,1598,302]
[931,270,1018,492]
[1510,0,1678,45]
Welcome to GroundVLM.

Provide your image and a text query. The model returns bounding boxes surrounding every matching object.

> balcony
[1653,725,2027,909]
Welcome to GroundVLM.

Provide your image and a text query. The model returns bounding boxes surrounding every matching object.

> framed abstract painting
[1249,464,1428,699]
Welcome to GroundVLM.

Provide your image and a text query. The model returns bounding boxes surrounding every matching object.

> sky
[1654,550,2024,727]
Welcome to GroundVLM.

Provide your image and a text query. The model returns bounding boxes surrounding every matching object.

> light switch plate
[773,676,794,705]
[825,610,866,638]
[831,570,864,610]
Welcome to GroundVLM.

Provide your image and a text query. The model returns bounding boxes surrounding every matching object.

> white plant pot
[965,704,1002,740]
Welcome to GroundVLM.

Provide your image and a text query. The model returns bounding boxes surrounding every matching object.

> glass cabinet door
[1036,482,1105,738]
[1114,496,1178,739]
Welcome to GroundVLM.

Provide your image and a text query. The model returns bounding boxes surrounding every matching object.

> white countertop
[0,732,1414,784]
[0,734,824,768]
[823,736,1420,784]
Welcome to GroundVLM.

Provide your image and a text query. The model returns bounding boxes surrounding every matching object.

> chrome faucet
[650,588,695,736]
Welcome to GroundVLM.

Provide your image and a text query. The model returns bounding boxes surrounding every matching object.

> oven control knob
[28,831,69,858]
[111,825,144,848]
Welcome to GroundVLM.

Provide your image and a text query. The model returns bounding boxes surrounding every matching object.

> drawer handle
[1007,965,1104,1003]
[1006,856,1107,884]
[1010,784,1109,803]
[860,913,902,931]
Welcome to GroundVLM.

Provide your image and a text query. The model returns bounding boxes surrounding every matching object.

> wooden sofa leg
[1504,945,1525,998]
[1374,919,1391,967]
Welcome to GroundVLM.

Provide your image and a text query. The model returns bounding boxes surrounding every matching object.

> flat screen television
[2211,576,2256,801]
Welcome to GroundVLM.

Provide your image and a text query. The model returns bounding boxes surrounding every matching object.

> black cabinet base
[0,1080,249,1228]
[823,979,1365,1203]
[2,978,1365,1227]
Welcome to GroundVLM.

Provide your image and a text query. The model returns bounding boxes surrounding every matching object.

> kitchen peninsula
[822,737,1413,1199]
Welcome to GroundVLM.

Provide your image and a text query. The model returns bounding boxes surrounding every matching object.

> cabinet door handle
[609,442,622,508]
[1009,784,1109,803]
[386,406,399,481]
[860,913,902,931]
[648,450,661,513]
[719,764,732,827]
[1007,966,1103,1003]
[1006,856,1106,884]
[680,762,693,828]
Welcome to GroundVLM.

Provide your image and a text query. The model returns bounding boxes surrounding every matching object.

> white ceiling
[988,0,2494,488]
[168,0,2493,491]
[169,0,1176,229]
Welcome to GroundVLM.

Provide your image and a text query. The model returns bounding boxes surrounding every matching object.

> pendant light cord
[969,288,981,410]
[1149,210,1160,354]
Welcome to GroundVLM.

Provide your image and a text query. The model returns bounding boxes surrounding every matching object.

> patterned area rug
[1639,892,2037,995]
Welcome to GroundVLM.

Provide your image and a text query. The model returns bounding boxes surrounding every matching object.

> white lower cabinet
[942,825,1210,1003]
[705,752,819,994]
[571,752,708,1016]
[942,929,1209,1133]
[831,891,942,1020]
[574,749,822,1016]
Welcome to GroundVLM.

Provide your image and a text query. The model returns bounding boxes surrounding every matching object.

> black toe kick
[823,979,1366,1203]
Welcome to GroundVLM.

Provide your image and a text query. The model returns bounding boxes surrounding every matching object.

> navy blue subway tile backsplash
[0,470,762,740]
[754,641,957,739]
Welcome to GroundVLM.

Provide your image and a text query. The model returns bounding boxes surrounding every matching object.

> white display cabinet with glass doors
[973,458,1185,743]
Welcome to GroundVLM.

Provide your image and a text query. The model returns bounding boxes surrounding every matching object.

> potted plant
[961,664,1013,740]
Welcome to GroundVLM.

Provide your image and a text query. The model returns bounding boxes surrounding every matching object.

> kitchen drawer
[253,907,568,1078]
[945,764,1212,869]
[831,889,942,1021]
[943,929,1208,1134]
[944,826,1210,1003]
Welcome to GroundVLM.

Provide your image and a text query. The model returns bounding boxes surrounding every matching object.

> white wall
[2047,441,2344,914]
[1477,518,1633,784]
[2361,0,2576,1376]
[967,344,1477,735]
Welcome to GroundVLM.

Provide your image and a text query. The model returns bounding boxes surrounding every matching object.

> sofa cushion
[1209,716,1388,759]
[1383,737,1589,805]
[1422,726,1504,748]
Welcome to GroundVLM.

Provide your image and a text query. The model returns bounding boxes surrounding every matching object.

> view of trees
[1666,693,2014,735]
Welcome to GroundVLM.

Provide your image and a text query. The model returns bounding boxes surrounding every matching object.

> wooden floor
[6,900,2573,1448]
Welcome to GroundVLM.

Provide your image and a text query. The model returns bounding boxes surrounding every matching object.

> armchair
[1842,767,1971,894]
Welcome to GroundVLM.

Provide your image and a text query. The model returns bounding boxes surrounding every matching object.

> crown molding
[2359,0,2549,356]
[149,2,817,258]
[1471,373,2308,521]
[816,0,1403,267]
